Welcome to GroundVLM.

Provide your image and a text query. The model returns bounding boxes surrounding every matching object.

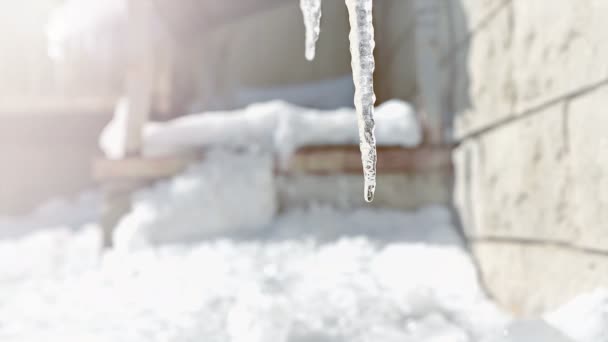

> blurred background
[1,0,426,213]
[1,0,608,341]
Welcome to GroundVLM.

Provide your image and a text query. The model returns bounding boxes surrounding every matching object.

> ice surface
[99,100,422,160]
[345,0,378,202]
[300,0,323,61]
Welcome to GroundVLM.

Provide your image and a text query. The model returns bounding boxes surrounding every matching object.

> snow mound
[100,99,421,160]
[112,146,448,248]
[114,150,277,249]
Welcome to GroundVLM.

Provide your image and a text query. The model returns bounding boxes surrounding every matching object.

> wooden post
[124,0,154,156]
[101,0,154,248]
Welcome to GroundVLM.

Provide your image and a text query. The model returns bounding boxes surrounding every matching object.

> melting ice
[299,0,378,202]
[345,0,378,202]
[300,0,323,61]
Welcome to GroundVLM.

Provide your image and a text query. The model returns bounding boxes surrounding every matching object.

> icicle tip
[365,183,375,203]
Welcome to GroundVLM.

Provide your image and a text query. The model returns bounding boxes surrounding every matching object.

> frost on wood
[300,0,323,61]
[345,0,377,202]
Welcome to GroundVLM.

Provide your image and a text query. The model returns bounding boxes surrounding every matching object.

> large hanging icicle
[300,0,323,61]
[345,0,377,202]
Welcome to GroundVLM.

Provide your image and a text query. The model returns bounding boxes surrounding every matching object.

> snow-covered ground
[2,202,606,342]
[1,153,607,342]
[0,204,506,342]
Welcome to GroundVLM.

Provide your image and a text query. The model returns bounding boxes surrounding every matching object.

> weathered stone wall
[452,0,608,315]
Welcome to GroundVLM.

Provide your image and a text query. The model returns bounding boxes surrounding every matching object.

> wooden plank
[94,146,453,181]
[283,145,453,174]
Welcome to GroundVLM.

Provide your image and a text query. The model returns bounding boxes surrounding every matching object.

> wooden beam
[93,146,453,181]
[283,145,453,175]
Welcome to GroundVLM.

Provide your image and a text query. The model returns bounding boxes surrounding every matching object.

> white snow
[345,0,378,202]
[0,204,509,342]
[0,149,505,342]
[300,0,323,61]
[114,150,277,249]
[99,99,421,161]
[1,151,608,341]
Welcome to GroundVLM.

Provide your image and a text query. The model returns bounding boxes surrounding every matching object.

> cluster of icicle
[300,0,377,202]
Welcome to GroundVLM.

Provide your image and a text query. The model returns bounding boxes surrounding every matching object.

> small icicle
[345,0,377,202]
[300,0,323,61]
